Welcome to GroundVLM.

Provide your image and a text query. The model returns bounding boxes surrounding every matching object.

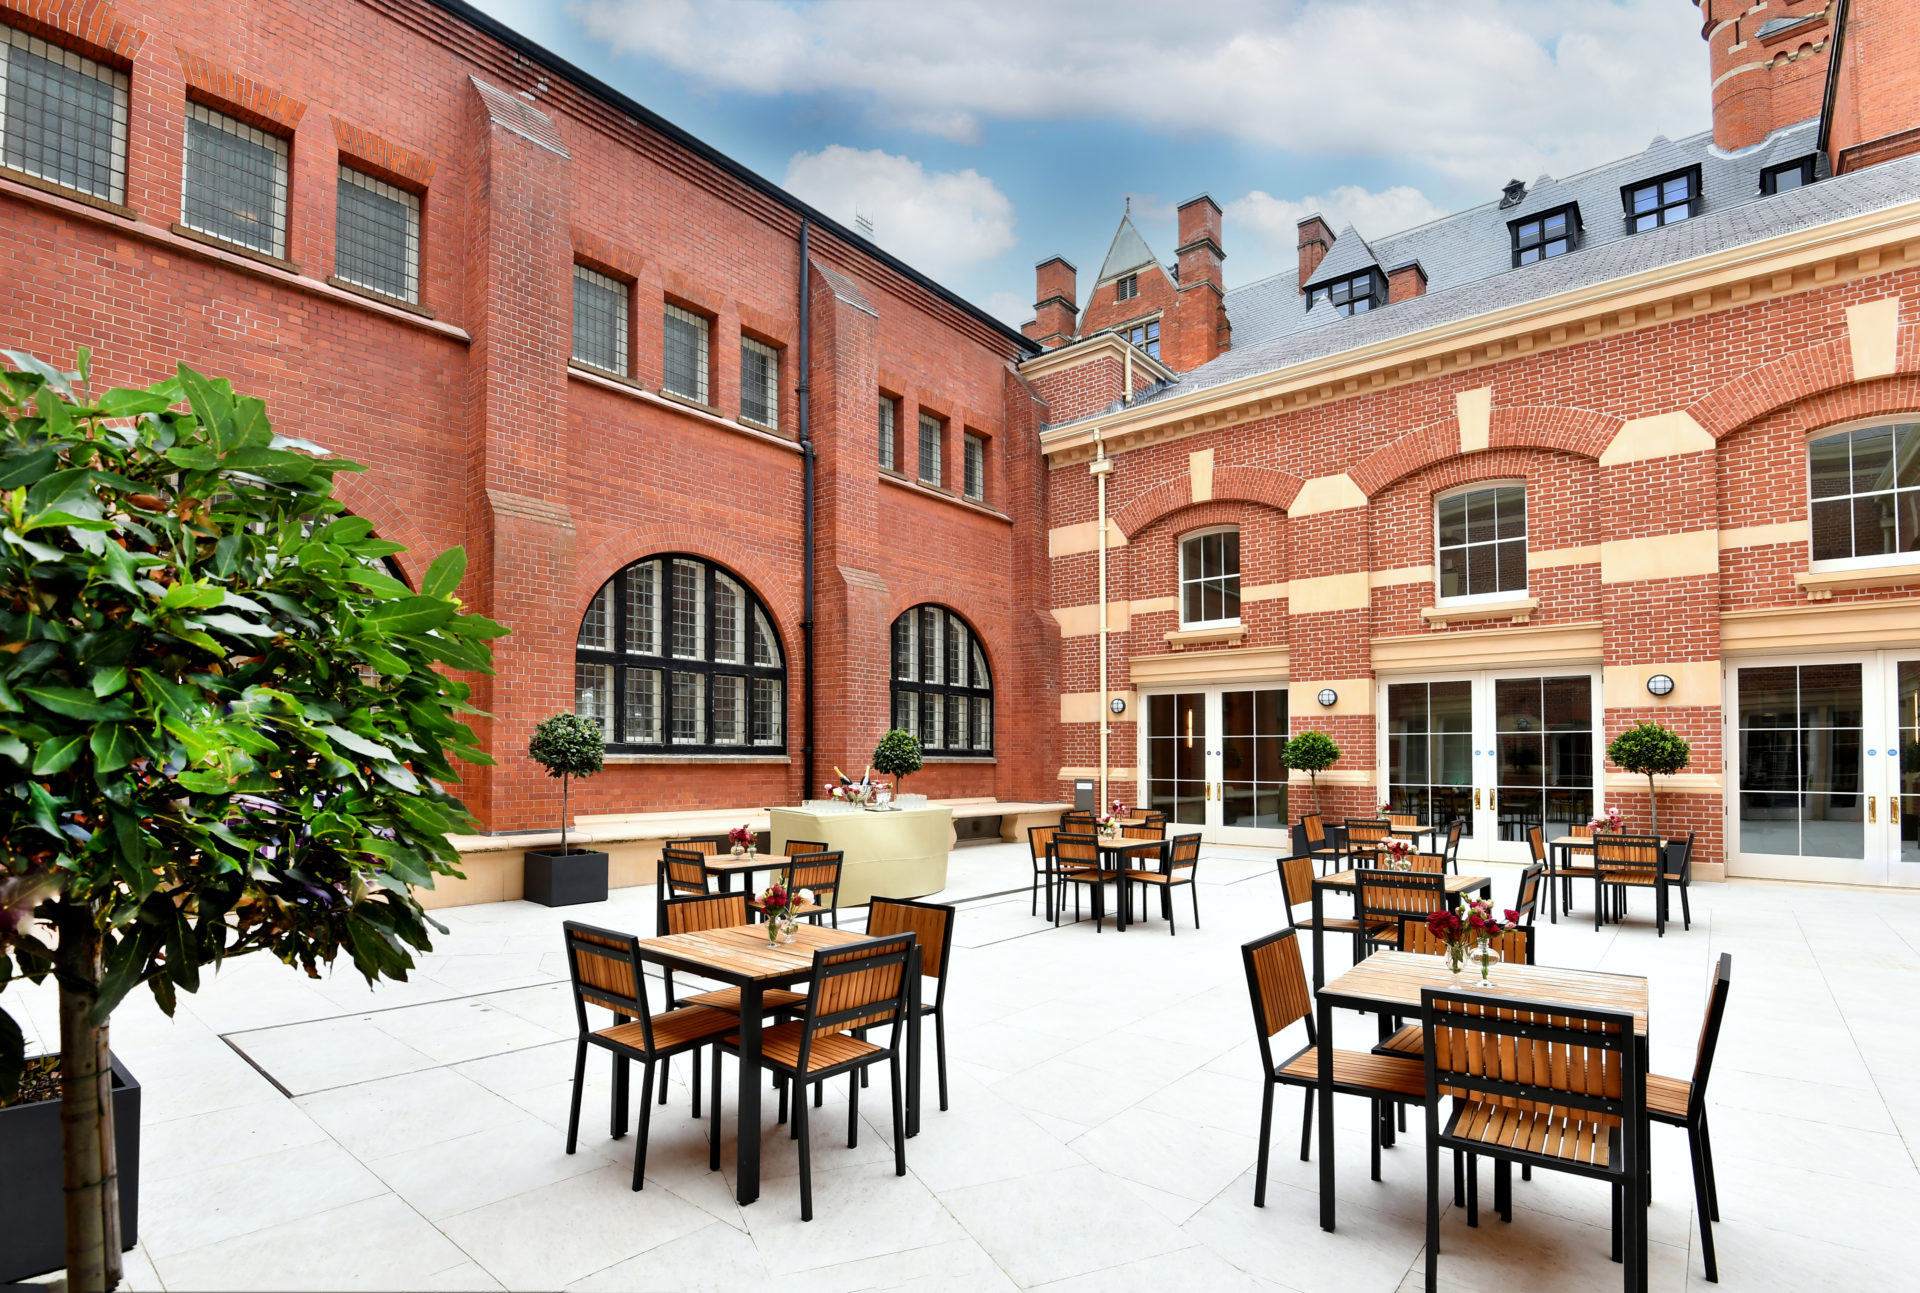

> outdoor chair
[1118,818,1168,911]
[1405,852,1446,873]
[1356,869,1449,953]
[1419,985,1643,1293]
[1053,831,1117,931]
[660,847,715,901]
[1126,831,1201,934]
[1648,953,1732,1282]
[1296,812,1344,874]
[1026,823,1061,917]
[561,921,734,1191]
[1662,832,1698,931]
[1439,820,1463,871]
[1594,833,1666,933]
[1061,809,1096,833]
[1275,850,1363,965]
[1513,861,1547,929]
[863,898,956,1112]
[1240,926,1427,1206]
[664,836,722,856]
[712,933,916,1221]
[1345,818,1391,867]
[784,838,828,856]
[750,851,842,927]
[656,892,806,1117]
[1387,812,1421,835]
[1556,823,1597,920]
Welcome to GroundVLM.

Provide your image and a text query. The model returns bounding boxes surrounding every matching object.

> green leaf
[164,446,220,471]
[18,685,133,721]
[320,725,398,762]
[97,387,175,417]
[158,582,224,610]
[177,364,236,451]
[173,768,232,794]
[0,446,57,488]
[90,665,129,697]
[346,567,413,598]
[360,596,454,636]
[4,350,74,400]
[90,723,140,773]
[421,548,466,600]
[0,733,29,765]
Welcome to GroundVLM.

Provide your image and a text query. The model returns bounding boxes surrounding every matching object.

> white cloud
[1226,185,1450,283]
[783,146,1017,280]
[982,291,1030,327]
[569,0,1707,184]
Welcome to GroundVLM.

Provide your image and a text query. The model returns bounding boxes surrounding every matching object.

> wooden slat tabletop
[1323,951,1649,1034]
[1317,870,1490,894]
[1548,836,1671,847]
[637,923,870,981]
[704,854,798,876]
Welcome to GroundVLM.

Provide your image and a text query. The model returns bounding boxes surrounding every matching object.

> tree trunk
[54,905,121,1293]
[1310,771,1321,814]
[1646,772,1659,840]
[560,772,569,855]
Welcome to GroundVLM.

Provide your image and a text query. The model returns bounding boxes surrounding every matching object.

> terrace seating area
[4,838,1915,1290]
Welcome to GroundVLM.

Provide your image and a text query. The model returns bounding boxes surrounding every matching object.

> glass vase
[1472,939,1502,982]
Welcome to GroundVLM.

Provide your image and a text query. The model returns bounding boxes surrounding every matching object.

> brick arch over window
[1349,405,1621,497]
[330,473,435,588]
[1110,464,1302,539]
[1690,330,1920,440]
[574,525,800,651]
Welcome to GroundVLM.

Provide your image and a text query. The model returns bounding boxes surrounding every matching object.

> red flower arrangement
[1424,897,1520,979]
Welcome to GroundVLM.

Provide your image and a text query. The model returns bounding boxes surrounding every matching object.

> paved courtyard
[12,844,1920,1291]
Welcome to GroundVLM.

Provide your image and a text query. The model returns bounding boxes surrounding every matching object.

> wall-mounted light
[1109,697,1127,716]
[1317,688,1339,708]
[1646,674,1676,698]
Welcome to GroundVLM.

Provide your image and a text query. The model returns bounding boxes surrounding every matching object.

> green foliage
[1606,722,1692,777]
[1282,730,1342,774]
[528,713,604,780]
[0,351,505,1098]
[872,728,923,788]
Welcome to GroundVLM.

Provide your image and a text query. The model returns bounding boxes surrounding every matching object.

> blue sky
[466,0,1711,326]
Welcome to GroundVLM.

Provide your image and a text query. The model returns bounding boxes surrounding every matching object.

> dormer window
[1116,273,1139,302]
[1510,205,1578,267]
[1624,168,1698,232]
[1761,156,1817,195]
[1124,319,1160,361]
[1307,269,1382,316]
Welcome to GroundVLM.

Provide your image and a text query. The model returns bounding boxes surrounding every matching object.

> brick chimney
[1386,261,1428,303]
[1297,215,1333,291]
[1030,256,1078,347]
[1697,0,1833,151]
[1167,194,1229,370]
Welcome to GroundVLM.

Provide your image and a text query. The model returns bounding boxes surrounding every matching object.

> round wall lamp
[1317,688,1339,708]
[1109,697,1128,715]
[1646,673,1676,697]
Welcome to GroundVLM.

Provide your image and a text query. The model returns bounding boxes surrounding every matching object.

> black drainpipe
[798,219,816,796]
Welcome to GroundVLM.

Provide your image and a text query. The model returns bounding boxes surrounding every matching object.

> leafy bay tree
[1282,730,1342,814]
[527,712,603,853]
[0,351,504,1292]
[872,728,923,800]
[1606,721,1692,838]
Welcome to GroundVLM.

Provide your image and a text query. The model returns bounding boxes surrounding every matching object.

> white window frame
[1434,479,1529,605]
[740,335,779,428]
[0,26,130,204]
[1805,417,1920,573]
[1178,525,1241,629]
[180,101,290,258]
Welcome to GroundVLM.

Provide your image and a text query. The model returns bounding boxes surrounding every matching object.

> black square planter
[0,1053,141,1284]
[524,848,609,906]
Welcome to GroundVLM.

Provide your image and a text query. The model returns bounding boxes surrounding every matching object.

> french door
[1142,687,1290,845]
[1727,654,1920,886]
[1379,671,1602,864]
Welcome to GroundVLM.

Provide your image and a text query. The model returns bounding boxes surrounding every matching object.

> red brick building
[1024,0,1920,886]
[3,0,1918,893]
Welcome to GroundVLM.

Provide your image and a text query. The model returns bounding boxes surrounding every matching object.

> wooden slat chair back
[1061,810,1096,833]
[1358,870,1448,949]
[1396,917,1535,965]
[785,839,828,856]
[867,896,958,1111]
[1121,819,1165,841]
[1643,952,1732,1281]
[1242,926,1316,1057]
[1442,820,1463,868]
[1138,809,1168,827]
[1594,833,1662,886]
[661,847,714,899]
[665,837,722,856]
[563,921,650,1038]
[1346,819,1390,854]
[802,934,916,1055]
[1388,813,1419,830]
[786,851,842,899]
[1053,831,1101,871]
[1277,852,1314,910]
[1514,863,1547,928]
[1167,832,1200,872]
[1301,812,1328,845]
[1407,852,1445,873]
[1682,953,1733,1119]
[1027,823,1059,863]
[663,893,748,935]
[1527,825,1548,866]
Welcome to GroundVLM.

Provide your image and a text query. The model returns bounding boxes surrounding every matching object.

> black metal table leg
[735,984,763,1205]
[1317,990,1336,1231]
[906,944,923,1137]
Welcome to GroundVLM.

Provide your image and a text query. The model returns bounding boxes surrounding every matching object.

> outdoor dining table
[632,922,923,1206]
[654,853,801,935]
[1306,869,1494,990]
[1093,832,1164,931]
[1544,835,1672,923]
[1312,951,1652,1285]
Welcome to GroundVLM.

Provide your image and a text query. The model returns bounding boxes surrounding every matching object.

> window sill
[1795,562,1920,600]
[0,163,137,219]
[657,388,722,418]
[169,222,301,275]
[603,753,792,765]
[877,471,1013,524]
[924,755,997,763]
[1421,596,1539,627]
[1164,624,1246,649]
[566,365,800,454]
[326,275,434,319]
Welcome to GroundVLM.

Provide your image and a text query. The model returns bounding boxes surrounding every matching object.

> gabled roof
[1222,119,1829,353]
[1307,224,1382,286]
[1095,215,1162,285]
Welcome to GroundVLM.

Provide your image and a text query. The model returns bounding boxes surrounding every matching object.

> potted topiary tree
[523,713,608,906]
[872,729,923,808]
[1282,730,1342,815]
[0,351,503,1292]
[1606,721,1692,839]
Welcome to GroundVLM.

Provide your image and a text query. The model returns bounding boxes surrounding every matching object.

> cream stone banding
[1845,297,1901,380]
[1286,473,1368,517]
[1597,411,1715,466]
[1189,447,1214,502]
[1457,386,1492,453]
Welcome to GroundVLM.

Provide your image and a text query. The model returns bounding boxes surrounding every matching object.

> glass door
[1895,660,1920,881]
[1382,671,1600,864]
[1144,687,1290,844]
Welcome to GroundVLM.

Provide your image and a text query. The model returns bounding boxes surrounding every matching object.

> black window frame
[890,604,993,758]
[1621,166,1700,233]
[1508,204,1579,268]
[1760,155,1817,195]
[1306,268,1383,316]
[574,553,786,755]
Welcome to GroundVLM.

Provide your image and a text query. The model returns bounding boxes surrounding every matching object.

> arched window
[1808,421,1919,566]
[575,555,785,753]
[890,605,992,756]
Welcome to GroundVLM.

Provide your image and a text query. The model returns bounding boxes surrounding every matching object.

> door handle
[1869,796,1877,824]
[1894,797,1901,824]
[1474,788,1482,810]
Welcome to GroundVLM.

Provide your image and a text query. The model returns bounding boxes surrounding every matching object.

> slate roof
[1305,224,1382,286]
[1222,121,1829,354]
[1095,215,1163,285]
[1102,137,1920,418]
